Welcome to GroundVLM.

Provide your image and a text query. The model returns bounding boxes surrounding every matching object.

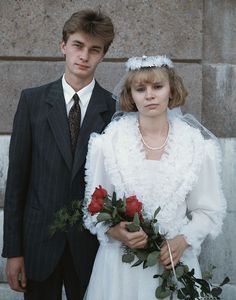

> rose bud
[125,195,143,218]
[88,196,104,215]
[92,185,108,199]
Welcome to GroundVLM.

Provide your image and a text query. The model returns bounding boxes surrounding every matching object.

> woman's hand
[107,221,148,249]
[160,235,189,269]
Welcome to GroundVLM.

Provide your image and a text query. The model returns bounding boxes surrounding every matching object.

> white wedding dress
[83,113,226,300]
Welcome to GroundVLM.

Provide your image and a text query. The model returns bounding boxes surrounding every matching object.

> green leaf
[161,269,171,280]
[183,264,189,273]
[177,289,186,299]
[135,250,148,261]
[112,207,118,218]
[133,213,140,226]
[131,259,143,267]
[125,223,140,232]
[97,212,112,222]
[195,278,211,293]
[219,276,230,286]
[104,200,113,210]
[211,287,222,297]
[122,253,135,263]
[202,270,212,280]
[111,191,117,206]
[146,251,160,267]
[175,265,184,278]
[154,206,161,219]
[155,286,171,299]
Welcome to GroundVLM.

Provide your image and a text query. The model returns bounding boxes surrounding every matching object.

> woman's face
[130,69,171,119]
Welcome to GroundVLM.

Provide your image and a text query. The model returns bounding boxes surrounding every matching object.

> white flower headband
[125,55,174,71]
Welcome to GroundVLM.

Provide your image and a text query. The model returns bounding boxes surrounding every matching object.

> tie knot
[73,93,80,104]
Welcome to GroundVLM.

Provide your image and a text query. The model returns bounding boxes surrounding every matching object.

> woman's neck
[138,113,170,160]
[138,114,169,136]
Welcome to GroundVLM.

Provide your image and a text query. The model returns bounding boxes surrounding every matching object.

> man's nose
[80,49,89,62]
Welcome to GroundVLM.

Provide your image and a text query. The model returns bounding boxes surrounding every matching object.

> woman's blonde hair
[120,67,188,112]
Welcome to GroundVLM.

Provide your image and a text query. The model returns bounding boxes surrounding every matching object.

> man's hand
[107,221,148,249]
[160,235,189,269]
[6,257,27,292]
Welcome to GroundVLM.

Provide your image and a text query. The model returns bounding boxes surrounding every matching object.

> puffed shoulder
[204,138,227,223]
[87,132,103,148]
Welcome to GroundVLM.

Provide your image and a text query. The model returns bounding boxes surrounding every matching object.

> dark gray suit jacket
[2,78,115,284]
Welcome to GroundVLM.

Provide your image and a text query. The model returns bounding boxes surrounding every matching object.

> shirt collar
[62,74,95,106]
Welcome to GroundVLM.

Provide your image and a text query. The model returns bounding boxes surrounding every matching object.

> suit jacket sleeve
[2,90,32,257]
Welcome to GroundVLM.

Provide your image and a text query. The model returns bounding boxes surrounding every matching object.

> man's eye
[74,44,82,48]
[91,48,101,53]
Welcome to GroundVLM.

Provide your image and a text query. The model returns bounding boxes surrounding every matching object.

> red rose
[88,196,104,215]
[125,195,143,218]
[92,185,108,199]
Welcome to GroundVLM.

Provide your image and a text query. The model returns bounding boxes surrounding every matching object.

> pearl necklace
[139,122,170,151]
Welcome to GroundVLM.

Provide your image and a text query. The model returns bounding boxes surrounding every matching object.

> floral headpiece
[125,55,174,71]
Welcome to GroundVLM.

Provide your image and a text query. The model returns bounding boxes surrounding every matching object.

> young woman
[83,55,226,299]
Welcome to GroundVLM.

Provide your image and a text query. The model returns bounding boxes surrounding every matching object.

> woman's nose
[145,87,154,99]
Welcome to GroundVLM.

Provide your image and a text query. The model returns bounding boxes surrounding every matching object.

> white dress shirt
[62,74,95,125]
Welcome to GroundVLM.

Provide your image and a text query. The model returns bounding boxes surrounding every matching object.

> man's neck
[64,73,93,92]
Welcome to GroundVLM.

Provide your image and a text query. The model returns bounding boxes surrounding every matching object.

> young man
[2,9,115,300]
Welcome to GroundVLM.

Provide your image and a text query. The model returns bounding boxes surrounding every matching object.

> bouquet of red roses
[87,185,229,300]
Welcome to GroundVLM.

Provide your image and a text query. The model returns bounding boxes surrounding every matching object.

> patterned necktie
[69,93,81,155]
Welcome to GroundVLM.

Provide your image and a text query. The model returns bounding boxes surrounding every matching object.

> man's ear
[61,41,66,55]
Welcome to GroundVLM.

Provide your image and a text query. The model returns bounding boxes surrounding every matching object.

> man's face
[61,31,105,84]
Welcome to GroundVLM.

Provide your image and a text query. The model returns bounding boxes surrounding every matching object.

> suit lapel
[46,79,73,170]
[72,82,108,180]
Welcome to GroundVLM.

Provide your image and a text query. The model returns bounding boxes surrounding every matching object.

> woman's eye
[136,87,145,92]
[154,85,162,89]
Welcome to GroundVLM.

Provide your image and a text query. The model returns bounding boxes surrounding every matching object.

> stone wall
[0,0,235,299]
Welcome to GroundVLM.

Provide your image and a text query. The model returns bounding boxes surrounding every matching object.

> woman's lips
[145,104,159,109]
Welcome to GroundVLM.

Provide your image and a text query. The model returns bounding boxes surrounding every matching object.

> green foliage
[49,200,83,237]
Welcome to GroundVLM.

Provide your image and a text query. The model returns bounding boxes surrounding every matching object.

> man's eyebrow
[71,40,102,50]
[71,40,83,44]
[92,45,102,48]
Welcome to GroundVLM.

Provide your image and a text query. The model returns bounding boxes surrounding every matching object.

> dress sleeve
[83,133,114,244]
[180,139,226,255]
